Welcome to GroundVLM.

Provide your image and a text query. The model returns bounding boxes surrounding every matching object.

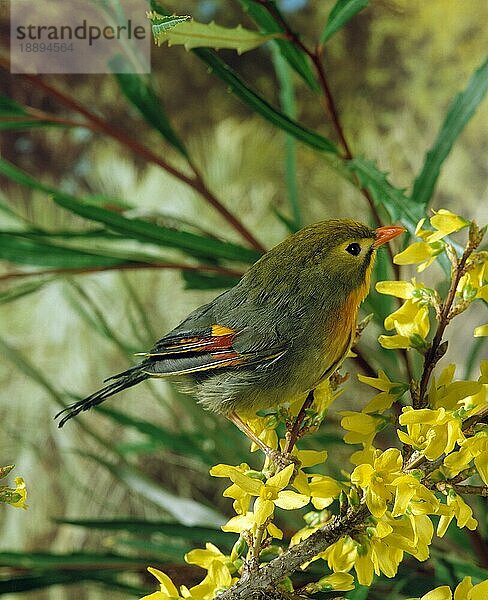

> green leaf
[238,0,319,91]
[271,45,301,229]
[347,158,424,231]
[0,551,150,570]
[321,0,369,44]
[54,518,232,547]
[147,13,191,34]
[112,59,189,158]
[97,406,216,464]
[52,193,261,263]
[149,3,336,153]
[79,451,225,527]
[0,233,134,268]
[411,54,488,206]
[182,270,240,290]
[148,12,280,54]
[0,278,55,305]
[193,49,337,154]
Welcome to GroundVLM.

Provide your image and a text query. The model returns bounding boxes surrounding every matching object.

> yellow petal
[296,450,328,468]
[394,242,433,265]
[428,209,468,242]
[379,334,412,349]
[376,280,414,298]
[421,585,453,600]
[266,463,294,491]
[222,512,254,533]
[454,577,473,600]
[275,490,309,510]
[253,497,275,525]
[147,568,179,597]
[210,465,262,495]
[267,521,283,540]
[10,476,28,509]
[358,370,393,391]
[318,572,355,591]
[470,580,488,599]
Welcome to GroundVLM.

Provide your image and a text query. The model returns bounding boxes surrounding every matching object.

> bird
[56,220,405,459]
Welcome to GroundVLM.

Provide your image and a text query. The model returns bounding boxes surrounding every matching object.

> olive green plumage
[57,219,402,427]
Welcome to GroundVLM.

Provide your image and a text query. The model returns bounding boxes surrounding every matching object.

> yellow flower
[358,370,408,413]
[398,407,464,460]
[427,209,469,243]
[141,567,184,600]
[246,415,278,453]
[444,433,488,485]
[308,475,342,509]
[393,241,437,271]
[185,543,229,571]
[222,511,284,540]
[314,572,355,592]
[340,411,386,446]
[10,477,28,509]
[457,253,488,303]
[210,463,254,515]
[415,576,488,600]
[187,561,235,600]
[323,535,357,573]
[427,364,483,411]
[351,448,403,517]
[211,463,309,526]
[437,491,477,537]
[380,300,430,351]
[390,474,438,517]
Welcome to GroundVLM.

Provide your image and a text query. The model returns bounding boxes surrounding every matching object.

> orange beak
[374,225,406,247]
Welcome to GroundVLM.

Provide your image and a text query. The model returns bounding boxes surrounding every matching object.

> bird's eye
[345,242,361,256]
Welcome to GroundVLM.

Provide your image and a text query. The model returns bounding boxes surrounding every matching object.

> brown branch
[416,242,476,409]
[219,505,369,600]
[0,60,265,253]
[284,390,315,454]
[0,262,244,282]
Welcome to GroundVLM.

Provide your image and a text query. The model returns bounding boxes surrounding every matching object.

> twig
[416,241,477,409]
[284,390,315,454]
[0,262,244,282]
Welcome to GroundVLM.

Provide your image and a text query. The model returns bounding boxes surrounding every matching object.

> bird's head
[247,220,405,305]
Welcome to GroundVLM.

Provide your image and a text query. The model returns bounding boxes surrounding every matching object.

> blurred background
[0,0,487,598]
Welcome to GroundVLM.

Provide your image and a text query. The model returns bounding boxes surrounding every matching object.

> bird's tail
[55,366,148,428]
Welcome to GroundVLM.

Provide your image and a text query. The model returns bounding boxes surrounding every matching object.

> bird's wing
[137,324,286,377]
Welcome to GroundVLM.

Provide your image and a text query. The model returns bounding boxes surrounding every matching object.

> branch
[219,505,369,600]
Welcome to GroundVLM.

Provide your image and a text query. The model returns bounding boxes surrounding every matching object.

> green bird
[56,220,404,457]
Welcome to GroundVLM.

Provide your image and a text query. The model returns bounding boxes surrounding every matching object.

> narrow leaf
[112,59,189,158]
[411,54,488,206]
[80,451,224,527]
[238,0,319,91]
[321,0,369,44]
[182,270,240,290]
[0,278,55,305]
[0,233,134,268]
[148,13,280,54]
[193,49,337,153]
[147,13,191,34]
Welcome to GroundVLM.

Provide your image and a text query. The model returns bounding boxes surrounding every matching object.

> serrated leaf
[411,54,488,206]
[321,0,369,44]
[347,158,424,230]
[148,13,280,54]
[146,12,191,34]
[238,0,319,91]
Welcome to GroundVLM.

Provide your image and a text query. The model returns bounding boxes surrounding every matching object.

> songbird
[56,220,404,459]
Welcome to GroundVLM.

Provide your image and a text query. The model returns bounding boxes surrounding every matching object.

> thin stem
[416,243,474,408]
[0,262,244,282]
[284,390,314,454]
[0,61,265,253]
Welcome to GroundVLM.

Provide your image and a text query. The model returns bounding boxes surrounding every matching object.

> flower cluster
[141,210,487,599]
